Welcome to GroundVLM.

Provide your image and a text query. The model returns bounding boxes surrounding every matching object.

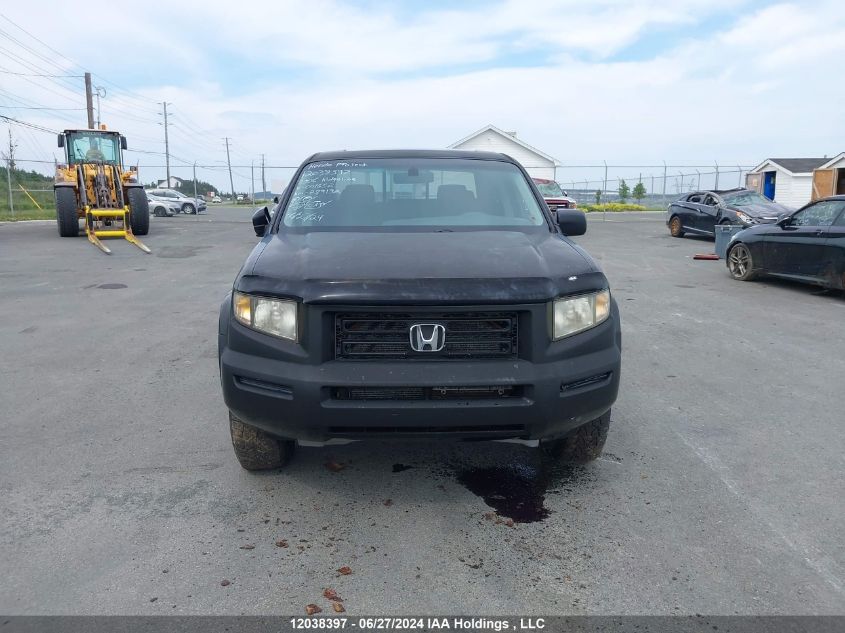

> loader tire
[127,188,150,236]
[55,187,79,237]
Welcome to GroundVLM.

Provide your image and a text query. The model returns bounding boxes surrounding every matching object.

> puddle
[457,461,589,523]
[392,464,414,473]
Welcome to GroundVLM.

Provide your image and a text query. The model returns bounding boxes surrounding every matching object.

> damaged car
[218,150,621,470]
[668,188,791,238]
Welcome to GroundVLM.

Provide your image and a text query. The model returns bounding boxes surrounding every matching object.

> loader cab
[59,130,126,167]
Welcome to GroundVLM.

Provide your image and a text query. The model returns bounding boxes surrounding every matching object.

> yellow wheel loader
[54,128,150,254]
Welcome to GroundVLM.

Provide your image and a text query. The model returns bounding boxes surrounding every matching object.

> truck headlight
[550,289,611,340]
[233,291,298,341]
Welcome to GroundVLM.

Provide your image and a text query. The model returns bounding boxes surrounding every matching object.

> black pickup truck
[218,150,621,470]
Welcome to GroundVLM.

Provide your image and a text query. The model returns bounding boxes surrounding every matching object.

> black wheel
[727,243,757,281]
[669,216,684,238]
[127,188,150,235]
[182,202,196,215]
[55,187,79,237]
[229,411,295,470]
[540,411,611,464]
[153,205,166,217]
[719,218,732,225]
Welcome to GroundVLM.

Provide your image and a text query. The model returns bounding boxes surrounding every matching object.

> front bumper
[218,300,621,442]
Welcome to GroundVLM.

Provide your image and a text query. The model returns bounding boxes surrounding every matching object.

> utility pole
[94,86,106,128]
[193,162,198,207]
[251,159,255,203]
[84,72,95,129]
[159,102,172,186]
[260,153,266,200]
[223,137,235,199]
[4,127,17,217]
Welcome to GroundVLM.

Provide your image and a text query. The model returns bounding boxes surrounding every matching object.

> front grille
[328,424,526,435]
[334,311,518,360]
[332,385,524,401]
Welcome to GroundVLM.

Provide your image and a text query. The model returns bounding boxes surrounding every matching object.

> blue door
[763,171,776,200]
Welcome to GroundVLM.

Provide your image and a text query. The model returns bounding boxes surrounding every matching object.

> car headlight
[233,291,298,341]
[550,289,611,340]
[735,211,755,224]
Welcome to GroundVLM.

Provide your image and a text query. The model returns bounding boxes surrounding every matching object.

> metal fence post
[662,161,667,207]
[714,161,720,190]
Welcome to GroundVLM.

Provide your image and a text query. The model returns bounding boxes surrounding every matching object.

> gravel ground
[0,208,843,615]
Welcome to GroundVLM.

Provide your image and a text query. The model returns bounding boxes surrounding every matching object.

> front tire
[669,216,684,238]
[540,411,611,464]
[153,206,166,217]
[55,187,79,237]
[229,412,295,471]
[182,203,196,215]
[127,188,150,236]
[727,243,757,281]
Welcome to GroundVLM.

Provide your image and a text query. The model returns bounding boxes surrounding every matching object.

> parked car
[532,178,577,210]
[667,188,790,238]
[146,193,180,217]
[146,188,207,214]
[726,196,845,288]
[218,149,621,471]
[212,195,222,203]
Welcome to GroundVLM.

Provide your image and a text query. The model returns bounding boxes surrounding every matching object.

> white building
[810,152,845,200]
[746,158,829,208]
[156,176,184,189]
[449,124,558,180]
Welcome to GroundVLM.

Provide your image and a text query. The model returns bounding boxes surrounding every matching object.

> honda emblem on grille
[409,323,446,352]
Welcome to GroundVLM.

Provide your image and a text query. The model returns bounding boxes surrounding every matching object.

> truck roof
[307,149,515,163]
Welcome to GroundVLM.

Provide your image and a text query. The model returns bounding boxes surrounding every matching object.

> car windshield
[282,158,547,228]
[723,191,773,206]
[66,132,119,165]
[534,181,564,197]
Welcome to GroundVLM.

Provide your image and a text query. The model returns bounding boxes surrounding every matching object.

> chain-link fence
[552,165,753,207]
[3,159,755,216]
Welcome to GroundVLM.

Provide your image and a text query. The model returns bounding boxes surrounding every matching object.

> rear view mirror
[57,134,64,148]
[556,209,587,236]
[120,136,127,150]
[252,206,272,236]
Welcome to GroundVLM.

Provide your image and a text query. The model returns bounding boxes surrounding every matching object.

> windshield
[66,132,119,165]
[723,190,774,206]
[534,181,564,197]
[282,158,547,228]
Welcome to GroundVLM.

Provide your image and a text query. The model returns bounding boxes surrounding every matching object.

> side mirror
[57,134,64,148]
[556,209,587,236]
[777,215,793,228]
[252,206,271,237]
[273,196,279,204]
[120,136,127,150]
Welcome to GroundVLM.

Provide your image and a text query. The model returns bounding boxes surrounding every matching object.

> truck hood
[237,230,606,305]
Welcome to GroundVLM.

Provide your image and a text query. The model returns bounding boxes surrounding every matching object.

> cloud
[1,0,844,191]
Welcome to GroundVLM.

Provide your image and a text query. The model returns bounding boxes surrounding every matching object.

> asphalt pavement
[0,208,843,615]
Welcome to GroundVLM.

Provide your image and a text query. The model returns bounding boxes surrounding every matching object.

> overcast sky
[1,0,844,191]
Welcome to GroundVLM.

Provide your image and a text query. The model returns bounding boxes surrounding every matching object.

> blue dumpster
[715,224,744,259]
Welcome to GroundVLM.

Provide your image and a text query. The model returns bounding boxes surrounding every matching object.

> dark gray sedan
[726,196,845,289]
[667,188,791,238]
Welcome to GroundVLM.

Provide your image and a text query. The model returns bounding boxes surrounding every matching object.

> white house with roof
[746,157,839,208]
[449,125,559,180]
[156,176,184,189]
